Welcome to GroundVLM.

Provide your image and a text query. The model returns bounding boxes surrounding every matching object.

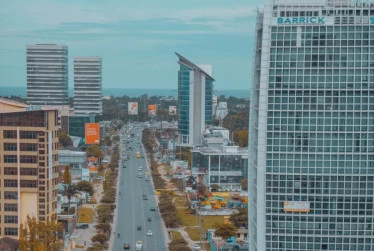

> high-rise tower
[176,53,214,146]
[73,57,102,115]
[248,0,374,250]
[27,44,68,106]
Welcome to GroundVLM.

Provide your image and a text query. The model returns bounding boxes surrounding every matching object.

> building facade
[74,57,103,115]
[0,99,59,239]
[248,0,374,250]
[176,52,214,146]
[27,44,68,106]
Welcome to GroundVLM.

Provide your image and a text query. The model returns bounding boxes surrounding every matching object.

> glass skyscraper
[176,52,214,146]
[248,0,374,250]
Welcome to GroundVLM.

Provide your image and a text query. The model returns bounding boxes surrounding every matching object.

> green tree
[213,223,237,240]
[233,130,248,147]
[19,215,63,251]
[58,131,73,148]
[230,208,248,228]
[63,165,72,184]
[61,184,79,210]
[86,145,104,159]
[76,180,94,195]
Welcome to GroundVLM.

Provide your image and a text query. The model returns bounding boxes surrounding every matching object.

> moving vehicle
[150,207,156,211]
[147,216,152,222]
[123,242,130,249]
[136,151,141,158]
[146,230,153,236]
[137,225,142,230]
[135,240,143,250]
[138,166,142,171]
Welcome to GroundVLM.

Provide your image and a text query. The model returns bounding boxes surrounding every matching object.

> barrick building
[248,0,374,250]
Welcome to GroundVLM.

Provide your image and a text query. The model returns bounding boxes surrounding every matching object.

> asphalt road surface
[112,126,166,251]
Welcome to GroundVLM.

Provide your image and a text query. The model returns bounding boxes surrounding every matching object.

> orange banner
[85,123,100,144]
[148,105,157,116]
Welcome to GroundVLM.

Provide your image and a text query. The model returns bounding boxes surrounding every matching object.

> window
[20,143,37,151]
[20,156,37,163]
[4,192,17,200]
[3,131,16,139]
[4,180,18,188]
[20,131,37,139]
[20,168,38,176]
[4,155,17,163]
[4,227,18,236]
[3,143,17,151]
[20,180,38,188]
[4,216,18,224]
[4,204,18,212]
[4,168,17,175]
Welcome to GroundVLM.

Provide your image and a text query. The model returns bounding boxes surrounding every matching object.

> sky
[0,0,264,90]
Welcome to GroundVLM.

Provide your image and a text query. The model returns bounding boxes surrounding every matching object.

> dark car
[148,217,152,222]
[123,165,126,168]
[150,207,156,211]
[123,242,130,249]
[137,225,142,230]
[76,223,89,229]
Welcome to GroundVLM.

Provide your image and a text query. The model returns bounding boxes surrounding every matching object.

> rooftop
[175,52,215,81]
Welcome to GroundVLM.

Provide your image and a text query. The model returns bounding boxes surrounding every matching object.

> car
[147,216,152,222]
[135,240,143,250]
[146,230,153,236]
[143,195,148,200]
[150,207,156,211]
[76,223,89,229]
[193,244,202,250]
[137,225,142,230]
[123,242,130,249]
[123,165,126,168]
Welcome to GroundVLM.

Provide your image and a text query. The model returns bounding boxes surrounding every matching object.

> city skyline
[0,0,263,90]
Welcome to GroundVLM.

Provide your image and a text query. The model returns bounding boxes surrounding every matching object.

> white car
[146,230,153,236]
[193,244,201,250]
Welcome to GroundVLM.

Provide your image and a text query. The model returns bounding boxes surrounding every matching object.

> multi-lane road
[112,125,166,250]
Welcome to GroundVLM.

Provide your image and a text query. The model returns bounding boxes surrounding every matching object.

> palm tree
[62,184,79,210]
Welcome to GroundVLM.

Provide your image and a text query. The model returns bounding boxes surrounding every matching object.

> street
[112,126,167,251]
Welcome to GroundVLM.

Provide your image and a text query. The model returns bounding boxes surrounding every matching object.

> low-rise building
[191,127,248,191]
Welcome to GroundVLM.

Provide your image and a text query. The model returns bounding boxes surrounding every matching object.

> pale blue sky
[0,0,263,90]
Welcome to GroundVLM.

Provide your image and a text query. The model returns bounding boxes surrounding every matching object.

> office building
[0,98,59,239]
[74,57,102,115]
[191,126,248,191]
[27,44,68,106]
[176,52,214,146]
[248,0,374,250]
[68,113,96,138]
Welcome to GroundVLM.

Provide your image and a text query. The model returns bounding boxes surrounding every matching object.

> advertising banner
[148,105,157,116]
[219,102,227,109]
[284,201,310,213]
[169,106,177,115]
[85,123,100,144]
[128,102,138,115]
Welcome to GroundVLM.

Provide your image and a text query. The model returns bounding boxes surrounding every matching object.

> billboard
[85,123,100,144]
[128,102,138,115]
[148,105,157,116]
[213,95,218,105]
[169,106,177,115]
[284,201,310,213]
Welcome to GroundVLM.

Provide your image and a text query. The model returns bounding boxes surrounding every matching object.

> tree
[197,183,210,199]
[58,131,73,148]
[94,222,111,233]
[61,184,79,210]
[19,215,63,251]
[91,234,108,245]
[213,223,237,240]
[63,165,72,184]
[169,238,192,251]
[76,180,94,195]
[210,184,220,192]
[233,130,248,147]
[240,179,248,190]
[230,208,248,228]
[86,145,104,159]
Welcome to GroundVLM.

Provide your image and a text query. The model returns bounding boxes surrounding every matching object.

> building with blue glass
[248,0,374,250]
[176,52,214,146]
